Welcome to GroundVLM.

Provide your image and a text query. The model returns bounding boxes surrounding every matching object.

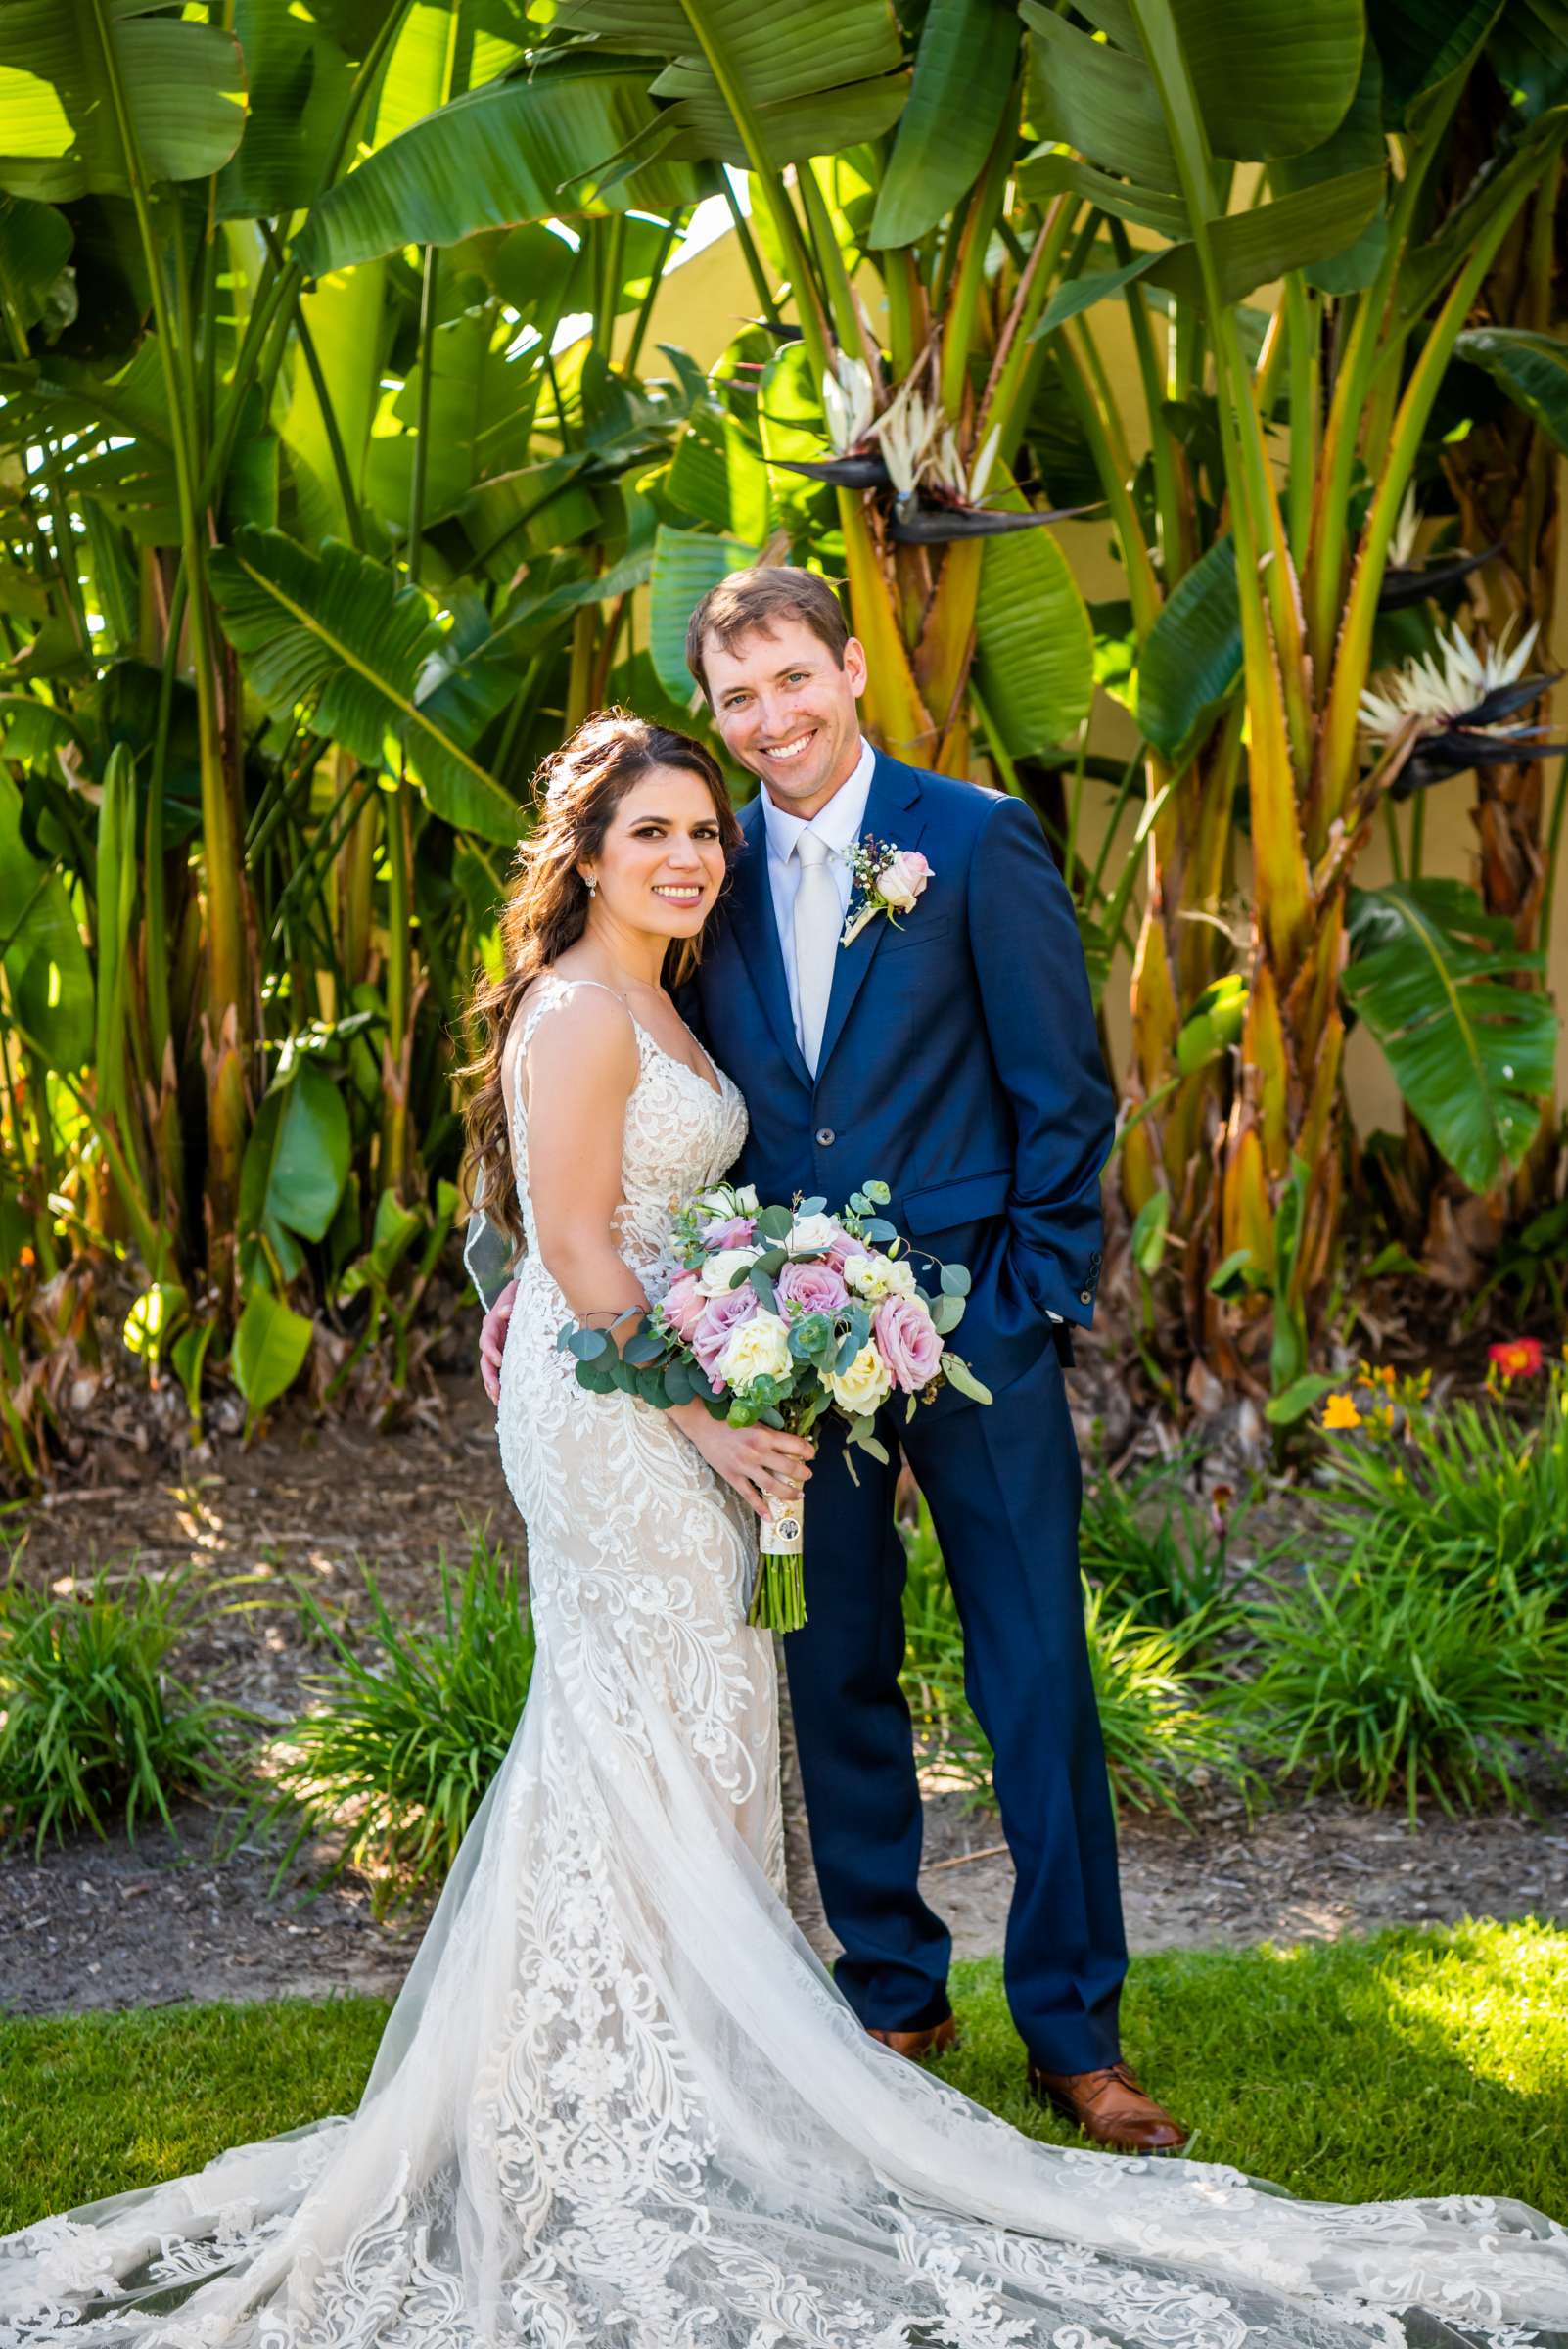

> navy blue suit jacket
[688,749,1116,1403]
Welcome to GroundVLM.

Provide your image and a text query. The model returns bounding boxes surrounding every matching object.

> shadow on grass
[2,1921,1564,2234]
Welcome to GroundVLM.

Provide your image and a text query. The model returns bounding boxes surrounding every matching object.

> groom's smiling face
[701,618,867,820]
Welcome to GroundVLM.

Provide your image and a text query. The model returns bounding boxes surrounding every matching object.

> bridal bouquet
[557,1180,991,1633]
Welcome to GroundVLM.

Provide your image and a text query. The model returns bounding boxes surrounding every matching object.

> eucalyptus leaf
[941,1353,992,1406]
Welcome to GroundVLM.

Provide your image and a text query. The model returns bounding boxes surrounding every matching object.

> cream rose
[844,1251,918,1302]
[716,1311,793,1389]
[732,1183,760,1212]
[782,1211,842,1257]
[828,1340,893,1417]
[698,1245,763,1299]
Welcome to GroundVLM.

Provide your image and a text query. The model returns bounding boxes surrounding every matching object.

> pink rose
[692,1285,758,1386]
[872,1293,945,1394]
[775,1260,849,1318]
[824,1228,871,1273]
[701,1214,757,1250]
[877,849,933,912]
[661,1271,706,1344]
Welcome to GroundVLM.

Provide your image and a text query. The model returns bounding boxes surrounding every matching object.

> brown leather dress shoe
[866,2015,959,2060]
[1026,2059,1187,2152]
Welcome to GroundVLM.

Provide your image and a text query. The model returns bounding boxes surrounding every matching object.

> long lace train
[3,976,1565,2349]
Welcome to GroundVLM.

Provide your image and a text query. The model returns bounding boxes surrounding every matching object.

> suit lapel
[726,796,814,1091]
[813,750,927,1079]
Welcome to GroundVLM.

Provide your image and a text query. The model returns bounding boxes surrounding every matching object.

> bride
[2,710,1564,2349]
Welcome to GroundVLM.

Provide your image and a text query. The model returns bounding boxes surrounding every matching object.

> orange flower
[1488,1337,1544,1378]
[18,1245,34,1268]
[1322,1393,1362,1431]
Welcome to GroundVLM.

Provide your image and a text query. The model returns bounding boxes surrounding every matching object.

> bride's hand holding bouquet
[558,1179,991,1632]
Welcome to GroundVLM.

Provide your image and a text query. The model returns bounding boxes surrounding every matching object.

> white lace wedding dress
[3,973,1566,2349]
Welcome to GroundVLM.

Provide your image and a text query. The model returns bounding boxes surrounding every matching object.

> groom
[480,568,1182,2151]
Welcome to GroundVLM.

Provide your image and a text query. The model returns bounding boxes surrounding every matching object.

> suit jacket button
[816,1126,835,1146]
[1080,1289,1093,1305]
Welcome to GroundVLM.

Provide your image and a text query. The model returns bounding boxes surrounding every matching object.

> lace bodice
[507,974,748,1303]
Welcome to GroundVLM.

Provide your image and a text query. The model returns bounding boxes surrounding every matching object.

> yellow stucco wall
[610,219,1568,1127]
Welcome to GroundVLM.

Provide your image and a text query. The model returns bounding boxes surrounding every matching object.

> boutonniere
[841,836,935,947]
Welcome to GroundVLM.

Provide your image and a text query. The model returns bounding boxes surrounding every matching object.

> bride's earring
[582,872,598,896]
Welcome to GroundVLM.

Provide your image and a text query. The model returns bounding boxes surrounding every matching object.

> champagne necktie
[792,829,840,1076]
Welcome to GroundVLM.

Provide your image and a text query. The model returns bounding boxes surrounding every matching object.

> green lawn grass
[2,1920,1564,2234]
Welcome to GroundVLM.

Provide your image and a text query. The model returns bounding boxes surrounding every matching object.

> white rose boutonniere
[842,835,935,947]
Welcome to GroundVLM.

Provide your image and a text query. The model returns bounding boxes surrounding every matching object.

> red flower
[1488,1337,1545,1377]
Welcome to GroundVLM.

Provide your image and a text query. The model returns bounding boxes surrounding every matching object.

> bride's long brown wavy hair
[461,709,742,1250]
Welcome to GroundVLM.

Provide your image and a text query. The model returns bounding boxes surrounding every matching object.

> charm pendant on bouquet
[751,1491,807,1633]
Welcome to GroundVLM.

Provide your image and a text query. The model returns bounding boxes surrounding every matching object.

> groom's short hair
[685,568,849,701]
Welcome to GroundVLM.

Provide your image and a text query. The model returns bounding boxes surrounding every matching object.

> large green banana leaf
[648,526,756,706]
[1453,326,1568,457]
[240,1059,352,1285]
[0,1,244,201]
[1019,0,1377,304]
[1027,0,1365,169]
[1366,0,1500,121]
[292,62,701,278]
[973,516,1095,758]
[280,258,390,549]
[0,346,177,544]
[635,74,909,169]
[1163,0,1366,160]
[1148,168,1384,306]
[557,0,907,167]
[0,770,93,1071]
[208,528,521,842]
[215,0,358,221]
[231,1289,315,1417]
[1268,43,1388,294]
[0,194,71,333]
[1343,880,1557,1195]
[1136,533,1240,762]
[869,0,1018,248]
[366,0,527,146]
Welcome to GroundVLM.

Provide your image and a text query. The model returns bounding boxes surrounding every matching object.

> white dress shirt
[761,734,876,1053]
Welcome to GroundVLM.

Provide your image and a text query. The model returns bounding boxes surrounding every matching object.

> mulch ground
[3,1357,1564,2019]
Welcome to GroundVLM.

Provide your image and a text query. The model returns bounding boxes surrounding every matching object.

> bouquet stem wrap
[751,1494,806,1634]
